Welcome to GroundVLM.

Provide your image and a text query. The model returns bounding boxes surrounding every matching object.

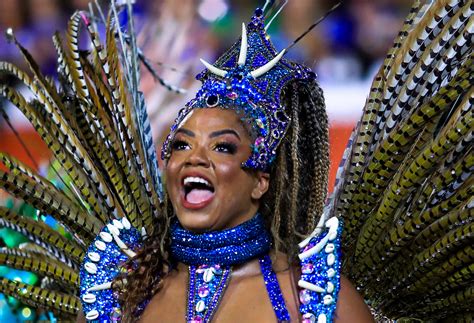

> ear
[251,171,270,200]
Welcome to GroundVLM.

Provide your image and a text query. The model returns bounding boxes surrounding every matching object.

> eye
[214,142,237,154]
[171,139,190,151]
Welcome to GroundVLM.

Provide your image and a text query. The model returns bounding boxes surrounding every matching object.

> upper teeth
[184,177,211,186]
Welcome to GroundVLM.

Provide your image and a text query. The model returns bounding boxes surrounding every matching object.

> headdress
[161,8,315,171]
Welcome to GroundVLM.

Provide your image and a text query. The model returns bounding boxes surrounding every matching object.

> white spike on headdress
[200,58,227,78]
[250,49,286,78]
[238,23,248,66]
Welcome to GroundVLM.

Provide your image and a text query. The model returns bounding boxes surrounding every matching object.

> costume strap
[259,254,291,321]
[298,217,342,323]
[79,218,143,321]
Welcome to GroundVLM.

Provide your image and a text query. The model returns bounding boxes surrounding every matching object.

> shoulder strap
[298,217,342,323]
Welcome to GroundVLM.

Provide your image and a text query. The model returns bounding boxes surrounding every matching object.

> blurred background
[0,0,411,320]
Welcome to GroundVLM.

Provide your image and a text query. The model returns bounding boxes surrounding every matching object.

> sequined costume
[0,0,472,322]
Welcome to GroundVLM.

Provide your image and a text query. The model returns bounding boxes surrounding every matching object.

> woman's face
[165,108,269,232]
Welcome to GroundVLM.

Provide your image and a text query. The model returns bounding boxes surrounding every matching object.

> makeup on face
[165,108,265,233]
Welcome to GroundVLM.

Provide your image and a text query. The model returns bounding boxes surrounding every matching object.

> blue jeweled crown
[162,8,315,171]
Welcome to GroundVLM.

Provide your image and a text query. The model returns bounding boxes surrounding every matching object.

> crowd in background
[0,0,414,186]
[1,0,412,82]
[0,0,414,189]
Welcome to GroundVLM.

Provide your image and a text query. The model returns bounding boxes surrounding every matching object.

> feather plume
[331,1,474,319]
[0,278,80,318]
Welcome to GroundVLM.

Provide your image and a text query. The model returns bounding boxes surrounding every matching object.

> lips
[180,174,216,210]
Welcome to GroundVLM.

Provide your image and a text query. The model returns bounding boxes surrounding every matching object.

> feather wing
[0,1,172,317]
[330,1,473,320]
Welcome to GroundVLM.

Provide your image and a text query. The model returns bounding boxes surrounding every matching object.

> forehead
[178,108,247,132]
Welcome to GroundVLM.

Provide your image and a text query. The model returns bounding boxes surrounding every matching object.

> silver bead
[121,217,131,229]
[324,243,335,253]
[317,313,327,323]
[326,282,334,293]
[323,295,334,305]
[95,240,106,251]
[113,219,124,230]
[327,254,336,266]
[327,268,336,278]
[203,268,215,282]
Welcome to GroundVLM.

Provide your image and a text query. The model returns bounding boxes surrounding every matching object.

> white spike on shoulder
[200,58,227,78]
[238,23,248,66]
[141,227,148,238]
[112,233,137,258]
[87,281,112,292]
[298,232,330,260]
[298,280,325,293]
[299,213,327,248]
[250,49,286,78]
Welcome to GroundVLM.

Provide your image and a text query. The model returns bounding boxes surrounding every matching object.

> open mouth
[182,176,215,206]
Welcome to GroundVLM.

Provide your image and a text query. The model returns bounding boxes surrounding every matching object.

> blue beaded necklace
[170,214,271,266]
[170,214,290,322]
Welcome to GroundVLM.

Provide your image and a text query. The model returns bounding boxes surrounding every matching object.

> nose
[185,145,211,168]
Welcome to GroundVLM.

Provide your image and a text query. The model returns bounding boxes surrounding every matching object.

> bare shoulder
[334,276,374,323]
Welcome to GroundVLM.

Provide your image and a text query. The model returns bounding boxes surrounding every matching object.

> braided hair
[118,77,329,321]
[261,78,329,259]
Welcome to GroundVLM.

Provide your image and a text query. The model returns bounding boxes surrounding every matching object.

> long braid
[270,143,287,253]
[305,84,329,224]
[289,86,301,240]
[262,78,329,261]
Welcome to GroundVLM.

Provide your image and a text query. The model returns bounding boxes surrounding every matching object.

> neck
[170,213,271,266]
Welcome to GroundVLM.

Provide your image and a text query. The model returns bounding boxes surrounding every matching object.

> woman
[107,8,372,320]
[135,107,372,321]
[1,1,471,322]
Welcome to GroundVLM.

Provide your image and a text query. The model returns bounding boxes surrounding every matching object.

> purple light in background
[198,0,228,22]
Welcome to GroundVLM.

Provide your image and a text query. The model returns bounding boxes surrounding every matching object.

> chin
[176,211,217,233]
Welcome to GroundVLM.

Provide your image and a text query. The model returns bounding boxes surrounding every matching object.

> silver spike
[200,58,227,78]
[238,23,248,66]
[250,49,286,78]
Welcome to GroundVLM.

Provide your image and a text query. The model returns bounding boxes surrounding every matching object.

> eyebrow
[209,129,241,140]
[175,128,195,137]
[175,128,241,140]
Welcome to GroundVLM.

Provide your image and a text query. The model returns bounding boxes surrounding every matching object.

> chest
[140,269,299,322]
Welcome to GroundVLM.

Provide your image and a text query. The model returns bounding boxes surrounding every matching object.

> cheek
[164,160,180,193]
[214,159,242,179]
[215,161,254,194]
